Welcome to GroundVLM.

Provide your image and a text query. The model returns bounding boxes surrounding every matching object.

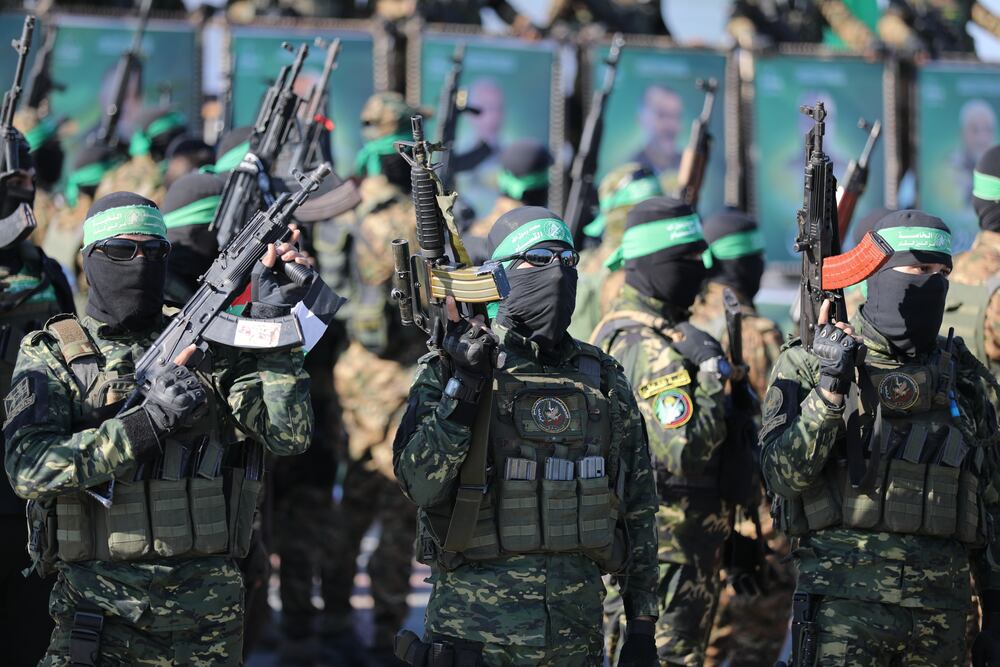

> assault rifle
[565,33,624,246]
[83,164,343,508]
[25,23,61,112]
[0,16,37,248]
[391,115,509,554]
[212,41,309,248]
[435,43,468,191]
[677,78,717,210]
[835,118,881,241]
[94,0,151,150]
[795,102,892,351]
[288,38,339,174]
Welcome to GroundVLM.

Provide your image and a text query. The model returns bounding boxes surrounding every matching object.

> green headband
[497,169,549,201]
[25,116,58,152]
[487,217,574,319]
[604,214,704,271]
[878,226,952,255]
[702,229,764,268]
[64,159,120,207]
[201,140,251,175]
[129,111,186,157]
[354,133,408,177]
[163,195,222,229]
[583,176,663,238]
[973,169,1000,201]
[83,204,166,247]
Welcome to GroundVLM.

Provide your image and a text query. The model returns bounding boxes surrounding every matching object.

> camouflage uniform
[759,312,1000,666]
[3,313,313,666]
[949,229,1000,380]
[95,155,166,207]
[592,284,729,666]
[394,322,659,665]
[324,173,425,651]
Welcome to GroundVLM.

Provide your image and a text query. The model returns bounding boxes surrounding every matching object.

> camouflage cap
[584,163,663,239]
[360,92,431,141]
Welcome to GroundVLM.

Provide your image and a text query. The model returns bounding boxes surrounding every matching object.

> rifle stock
[678,78,717,210]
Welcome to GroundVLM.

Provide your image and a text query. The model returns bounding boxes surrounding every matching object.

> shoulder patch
[653,389,693,429]
[3,376,34,425]
[638,368,692,399]
[762,385,783,421]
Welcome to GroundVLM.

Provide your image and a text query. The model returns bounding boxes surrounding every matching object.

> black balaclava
[131,107,187,162]
[32,137,64,192]
[83,192,167,331]
[972,144,1000,233]
[862,209,953,357]
[162,172,223,291]
[69,144,119,205]
[702,207,765,302]
[499,139,552,207]
[0,129,34,219]
[379,152,412,194]
[486,206,577,352]
[621,197,707,316]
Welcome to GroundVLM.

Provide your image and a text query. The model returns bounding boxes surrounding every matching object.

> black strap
[789,592,821,667]
[69,606,104,667]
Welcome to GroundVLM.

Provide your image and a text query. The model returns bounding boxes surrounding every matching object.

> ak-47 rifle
[836,118,881,241]
[25,23,61,112]
[677,78,717,210]
[435,43,468,191]
[289,38,339,174]
[94,0,151,150]
[391,115,509,553]
[795,102,892,351]
[83,164,343,508]
[565,33,624,246]
[0,16,37,247]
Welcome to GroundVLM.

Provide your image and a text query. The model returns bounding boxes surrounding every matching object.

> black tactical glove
[617,619,657,667]
[141,363,208,438]
[974,592,1000,667]
[443,316,498,379]
[812,323,862,395]
[670,322,729,375]
[250,259,311,314]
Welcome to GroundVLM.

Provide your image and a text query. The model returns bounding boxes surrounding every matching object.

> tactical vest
[25,316,260,576]
[944,279,1000,379]
[774,348,984,545]
[420,346,630,573]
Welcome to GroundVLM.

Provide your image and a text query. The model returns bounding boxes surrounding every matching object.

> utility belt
[395,630,483,667]
[26,440,263,575]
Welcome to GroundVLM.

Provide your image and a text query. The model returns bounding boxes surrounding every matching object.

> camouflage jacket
[3,314,312,623]
[95,155,166,206]
[567,208,628,342]
[393,324,659,645]
[759,313,1000,610]
[689,281,786,400]
[593,284,728,481]
[951,230,1000,370]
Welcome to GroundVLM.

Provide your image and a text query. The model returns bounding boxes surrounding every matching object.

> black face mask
[627,255,706,314]
[167,225,218,294]
[713,255,764,302]
[84,249,166,331]
[496,261,577,351]
[863,269,949,357]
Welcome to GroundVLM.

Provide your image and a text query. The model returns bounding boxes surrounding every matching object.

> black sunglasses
[90,238,171,262]
[493,247,580,268]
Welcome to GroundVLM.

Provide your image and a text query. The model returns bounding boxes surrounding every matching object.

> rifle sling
[442,373,494,553]
[846,366,884,491]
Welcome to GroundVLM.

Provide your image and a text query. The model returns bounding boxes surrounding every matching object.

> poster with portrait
[229,23,375,177]
[751,52,889,262]
[917,61,1000,253]
[47,15,199,156]
[411,30,561,221]
[589,42,728,220]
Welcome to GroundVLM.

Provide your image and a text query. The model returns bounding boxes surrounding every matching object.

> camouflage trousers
[809,597,966,666]
[325,457,416,649]
[40,566,244,666]
[480,640,604,666]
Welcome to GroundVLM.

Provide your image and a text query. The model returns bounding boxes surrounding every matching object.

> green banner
[230,26,374,178]
[917,62,1000,253]
[752,54,886,262]
[591,45,728,221]
[418,33,557,221]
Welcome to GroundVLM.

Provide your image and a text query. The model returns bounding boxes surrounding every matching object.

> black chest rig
[781,346,985,544]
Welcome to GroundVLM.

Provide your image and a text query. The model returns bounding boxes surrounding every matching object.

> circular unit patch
[878,372,920,411]
[531,396,571,434]
[762,386,784,421]
[654,389,693,429]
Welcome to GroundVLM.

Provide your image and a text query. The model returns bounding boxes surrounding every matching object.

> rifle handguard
[821,231,892,290]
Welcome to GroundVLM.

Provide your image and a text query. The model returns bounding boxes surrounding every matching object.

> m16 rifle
[795,102,892,351]
[836,118,881,241]
[677,78,717,210]
[0,15,37,248]
[564,33,624,246]
[25,23,61,112]
[434,43,469,191]
[94,0,151,150]
[391,115,509,554]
